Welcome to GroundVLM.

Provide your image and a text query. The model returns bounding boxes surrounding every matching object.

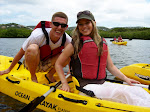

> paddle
[105,79,150,90]
[19,74,71,112]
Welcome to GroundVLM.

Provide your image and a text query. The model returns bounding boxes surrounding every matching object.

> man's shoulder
[63,33,72,47]
[31,28,43,37]
[64,33,72,41]
[31,28,51,38]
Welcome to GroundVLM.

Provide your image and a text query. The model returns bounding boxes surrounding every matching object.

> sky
[0,0,150,28]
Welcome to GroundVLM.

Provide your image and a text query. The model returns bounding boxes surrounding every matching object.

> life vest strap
[41,21,49,45]
[83,39,93,44]
[76,85,95,97]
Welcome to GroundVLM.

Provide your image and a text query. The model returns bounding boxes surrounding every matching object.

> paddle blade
[19,96,45,112]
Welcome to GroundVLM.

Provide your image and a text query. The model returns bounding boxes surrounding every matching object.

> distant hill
[67,26,111,31]
[0,23,32,38]
[0,23,111,31]
[1,23,150,39]
[27,26,35,30]
[0,23,33,30]
[97,26,111,31]
[0,23,149,31]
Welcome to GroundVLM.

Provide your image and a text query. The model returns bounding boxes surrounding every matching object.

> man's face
[50,17,68,40]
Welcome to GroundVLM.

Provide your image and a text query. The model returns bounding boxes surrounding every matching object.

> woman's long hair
[71,20,103,58]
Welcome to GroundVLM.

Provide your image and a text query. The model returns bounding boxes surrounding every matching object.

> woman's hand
[125,77,141,86]
[61,83,70,92]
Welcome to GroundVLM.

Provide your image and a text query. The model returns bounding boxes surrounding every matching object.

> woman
[118,35,123,42]
[55,10,150,107]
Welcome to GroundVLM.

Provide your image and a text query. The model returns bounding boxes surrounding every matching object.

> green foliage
[0,28,32,38]
[66,27,150,40]
[65,30,73,36]
[1,23,150,39]
[100,29,150,40]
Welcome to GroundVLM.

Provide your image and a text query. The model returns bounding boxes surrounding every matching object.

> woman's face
[77,19,93,36]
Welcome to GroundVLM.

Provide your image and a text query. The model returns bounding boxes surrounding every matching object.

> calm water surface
[0,38,150,111]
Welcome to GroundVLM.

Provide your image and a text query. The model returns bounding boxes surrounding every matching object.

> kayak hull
[0,55,150,112]
[112,41,127,45]
[120,63,150,85]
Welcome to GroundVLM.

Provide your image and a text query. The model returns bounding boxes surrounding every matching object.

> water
[0,38,150,111]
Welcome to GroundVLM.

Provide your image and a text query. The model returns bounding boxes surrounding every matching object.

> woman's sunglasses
[52,22,68,28]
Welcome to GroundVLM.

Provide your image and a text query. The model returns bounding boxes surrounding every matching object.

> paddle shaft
[43,74,71,97]
[19,74,71,112]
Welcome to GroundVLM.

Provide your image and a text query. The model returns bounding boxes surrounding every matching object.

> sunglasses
[52,22,68,28]
[77,10,91,17]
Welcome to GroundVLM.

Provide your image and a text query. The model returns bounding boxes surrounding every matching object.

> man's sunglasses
[52,22,68,28]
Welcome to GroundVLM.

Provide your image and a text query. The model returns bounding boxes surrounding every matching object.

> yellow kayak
[120,63,150,85]
[0,55,150,112]
[112,41,127,45]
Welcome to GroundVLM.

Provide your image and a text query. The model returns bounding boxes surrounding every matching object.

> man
[0,12,72,83]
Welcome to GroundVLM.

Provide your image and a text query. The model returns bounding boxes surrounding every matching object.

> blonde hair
[72,20,103,58]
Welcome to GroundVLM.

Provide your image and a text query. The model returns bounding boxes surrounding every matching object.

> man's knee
[25,44,40,62]
[25,44,39,56]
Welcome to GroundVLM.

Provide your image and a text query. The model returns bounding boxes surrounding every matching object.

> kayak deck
[0,55,150,112]
[112,41,127,45]
[120,63,150,85]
